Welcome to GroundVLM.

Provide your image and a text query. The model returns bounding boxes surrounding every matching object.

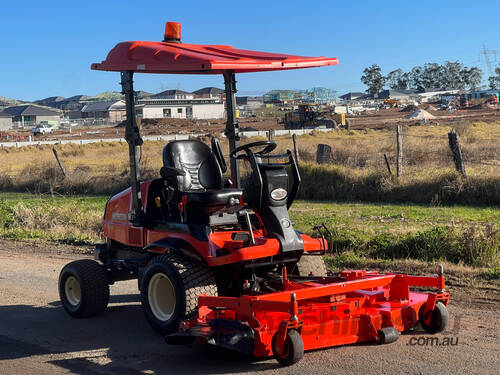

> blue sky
[2,0,499,101]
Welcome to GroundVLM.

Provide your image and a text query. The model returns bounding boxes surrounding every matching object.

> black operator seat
[161,140,242,212]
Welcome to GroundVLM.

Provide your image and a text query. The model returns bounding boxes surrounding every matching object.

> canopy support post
[223,70,240,188]
[120,71,144,224]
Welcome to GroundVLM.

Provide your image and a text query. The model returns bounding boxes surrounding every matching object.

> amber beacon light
[163,21,182,42]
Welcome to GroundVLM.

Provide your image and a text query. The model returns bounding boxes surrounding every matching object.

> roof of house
[152,89,192,98]
[356,93,374,100]
[135,91,153,98]
[82,100,125,112]
[0,105,61,116]
[339,92,364,99]
[376,89,417,98]
[193,87,224,95]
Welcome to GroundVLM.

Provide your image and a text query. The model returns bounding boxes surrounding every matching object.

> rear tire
[292,255,327,277]
[58,259,110,318]
[141,253,217,335]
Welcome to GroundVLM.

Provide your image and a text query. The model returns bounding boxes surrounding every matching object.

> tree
[440,61,464,89]
[421,63,443,89]
[361,64,386,95]
[461,66,483,91]
[386,69,409,90]
[366,61,484,92]
[409,66,424,89]
[488,67,500,89]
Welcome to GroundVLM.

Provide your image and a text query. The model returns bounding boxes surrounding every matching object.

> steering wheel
[229,141,277,160]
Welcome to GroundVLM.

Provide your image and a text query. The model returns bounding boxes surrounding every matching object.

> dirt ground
[346,106,500,130]
[0,239,498,375]
[3,104,499,143]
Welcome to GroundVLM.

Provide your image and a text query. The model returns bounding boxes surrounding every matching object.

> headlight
[271,188,287,200]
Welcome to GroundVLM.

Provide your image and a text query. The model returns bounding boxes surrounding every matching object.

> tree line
[360,61,500,95]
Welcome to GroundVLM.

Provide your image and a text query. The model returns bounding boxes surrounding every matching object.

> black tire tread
[59,259,109,318]
[148,253,217,319]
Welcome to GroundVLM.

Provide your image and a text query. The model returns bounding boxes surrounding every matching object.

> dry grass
[0,121,498,204]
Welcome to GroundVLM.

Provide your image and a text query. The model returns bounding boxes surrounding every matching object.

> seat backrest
[162,140,223,191]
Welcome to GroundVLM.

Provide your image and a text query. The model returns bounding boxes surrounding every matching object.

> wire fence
[270,125,500,179]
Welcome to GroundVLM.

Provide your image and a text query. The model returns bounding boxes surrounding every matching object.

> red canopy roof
[91,41,338,74]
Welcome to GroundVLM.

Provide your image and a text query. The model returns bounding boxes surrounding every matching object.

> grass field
[0,193,497,273]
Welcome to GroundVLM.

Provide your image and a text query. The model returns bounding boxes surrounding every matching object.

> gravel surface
[0,240,498,375]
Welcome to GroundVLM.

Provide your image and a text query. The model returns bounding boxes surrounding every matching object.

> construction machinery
[58,21,449,366]
[284,104,348,129]
[384,98,398,108]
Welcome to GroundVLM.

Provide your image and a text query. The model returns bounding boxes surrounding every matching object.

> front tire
[58,259,110,318]
[141,253,217,335]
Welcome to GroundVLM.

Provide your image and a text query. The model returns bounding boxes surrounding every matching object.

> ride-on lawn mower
[59,22,450,366]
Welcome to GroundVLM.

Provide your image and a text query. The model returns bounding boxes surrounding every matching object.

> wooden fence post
[396,124,403,177]
[448,129,467,178]
[384,153,392,175]
[52,148,67,177]
[316,144,332,164]
[292,133,299,163]
[267,129,274,141]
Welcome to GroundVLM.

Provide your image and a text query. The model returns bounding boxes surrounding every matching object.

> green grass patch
[291,201,499,267]
[0,193,498,267]
[0,193,107,245]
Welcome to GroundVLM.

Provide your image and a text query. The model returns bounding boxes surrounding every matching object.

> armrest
[160,166,186,178]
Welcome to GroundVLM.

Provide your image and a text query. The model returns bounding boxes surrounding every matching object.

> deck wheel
[378,327,400,344]
[419,301,449,334]
[271,329,304,366]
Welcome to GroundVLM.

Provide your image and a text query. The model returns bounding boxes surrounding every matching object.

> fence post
[292,133,299,163]
[396,124,403,177]
[268,129,274,141]
[316,144,332,164]
[52,148,67,177]
[448,129,467,178]
[384,153,392,175]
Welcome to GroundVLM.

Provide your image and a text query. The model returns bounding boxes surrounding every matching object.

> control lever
[242,211,256,245]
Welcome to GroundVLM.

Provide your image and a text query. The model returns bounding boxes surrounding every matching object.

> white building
[137,98,225,120]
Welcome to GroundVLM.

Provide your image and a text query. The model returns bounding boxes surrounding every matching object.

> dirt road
[0,241,498,375]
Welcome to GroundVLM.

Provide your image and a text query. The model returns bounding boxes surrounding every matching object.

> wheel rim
[148,272,176,321]
[64,276,82,307]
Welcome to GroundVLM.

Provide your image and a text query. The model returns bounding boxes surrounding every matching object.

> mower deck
[167,268,449,362]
